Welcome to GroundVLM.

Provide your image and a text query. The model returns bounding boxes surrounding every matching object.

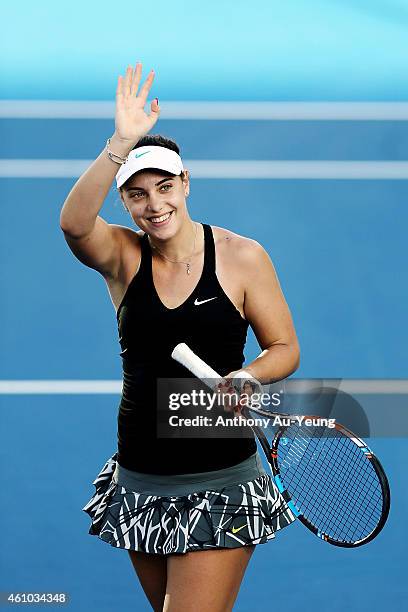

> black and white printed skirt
[82,451,296,554]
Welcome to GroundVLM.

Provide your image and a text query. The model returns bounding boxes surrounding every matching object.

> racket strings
[277,424,383,542]
[292,436,381,540]
[286,434,381,541]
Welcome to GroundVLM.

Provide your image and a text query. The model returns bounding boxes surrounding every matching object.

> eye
[131,192,144,199]
[160,184,172,191]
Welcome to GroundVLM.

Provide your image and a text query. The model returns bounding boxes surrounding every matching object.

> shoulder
[211,225,270,269]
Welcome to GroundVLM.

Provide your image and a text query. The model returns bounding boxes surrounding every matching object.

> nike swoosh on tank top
[116,222,257,474]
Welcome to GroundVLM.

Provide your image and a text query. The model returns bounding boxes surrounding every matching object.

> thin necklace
[149,221,198,275]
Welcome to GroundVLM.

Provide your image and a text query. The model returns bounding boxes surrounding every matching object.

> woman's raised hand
[114,62,160,144]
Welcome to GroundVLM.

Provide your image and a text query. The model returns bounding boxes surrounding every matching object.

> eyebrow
[126,177,174,192]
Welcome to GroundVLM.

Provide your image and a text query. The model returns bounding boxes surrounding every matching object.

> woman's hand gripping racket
[171,343,391,547]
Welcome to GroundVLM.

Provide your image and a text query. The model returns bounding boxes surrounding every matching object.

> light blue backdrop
[2,0,408,100]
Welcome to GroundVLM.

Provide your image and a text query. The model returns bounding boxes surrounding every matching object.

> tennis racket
[171,342,390,547]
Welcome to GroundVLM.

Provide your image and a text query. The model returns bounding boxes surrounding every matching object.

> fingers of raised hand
[116,68,131,99]
[123,65,134,97]
[116,63,146,99]
[138,69,155,105]
[116,74,123,98]
[130,62,142,96]
[117,63,155,109]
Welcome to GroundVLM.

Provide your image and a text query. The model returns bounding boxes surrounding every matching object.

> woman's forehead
[124,169,176,190]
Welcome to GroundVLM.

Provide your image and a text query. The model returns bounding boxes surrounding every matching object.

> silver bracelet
[105,137,129,165]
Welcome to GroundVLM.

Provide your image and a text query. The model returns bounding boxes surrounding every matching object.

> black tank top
[116,222,257,474]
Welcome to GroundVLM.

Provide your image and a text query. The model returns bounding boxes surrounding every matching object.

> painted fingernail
[155,98,159,105]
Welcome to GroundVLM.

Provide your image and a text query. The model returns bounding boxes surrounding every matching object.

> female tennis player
[60,62,300,612]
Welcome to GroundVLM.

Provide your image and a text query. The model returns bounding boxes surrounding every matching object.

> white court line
[2,100,408,120]
[1,159,408,179]
[0,380,122,394]
[0,380,406,394]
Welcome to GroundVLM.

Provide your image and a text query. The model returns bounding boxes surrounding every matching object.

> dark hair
[132,133,180,155]
[119,133,185,192]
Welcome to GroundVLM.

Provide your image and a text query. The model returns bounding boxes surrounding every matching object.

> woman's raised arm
[59,63,159,276]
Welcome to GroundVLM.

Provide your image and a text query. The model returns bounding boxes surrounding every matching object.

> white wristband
[232,370,254,382]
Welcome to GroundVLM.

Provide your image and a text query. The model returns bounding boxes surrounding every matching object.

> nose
[146,193,164,213]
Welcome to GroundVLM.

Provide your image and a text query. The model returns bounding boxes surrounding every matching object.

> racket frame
[244,404,391,547]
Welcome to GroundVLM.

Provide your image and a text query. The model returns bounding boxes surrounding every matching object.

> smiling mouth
[148,211,174,224]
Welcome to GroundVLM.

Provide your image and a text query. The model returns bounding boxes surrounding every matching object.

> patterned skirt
[82,451,296,554]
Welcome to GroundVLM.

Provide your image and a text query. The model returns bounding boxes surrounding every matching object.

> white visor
[115,145,184,189]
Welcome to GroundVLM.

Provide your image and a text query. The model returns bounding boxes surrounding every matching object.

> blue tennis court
[1,1,407,610]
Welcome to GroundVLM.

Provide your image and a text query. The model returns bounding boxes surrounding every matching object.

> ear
[182,169,190,197]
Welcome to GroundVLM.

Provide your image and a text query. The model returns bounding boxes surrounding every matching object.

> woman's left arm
[227,240,300,385]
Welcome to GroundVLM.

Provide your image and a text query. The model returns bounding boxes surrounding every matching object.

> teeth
[150,212,172,224]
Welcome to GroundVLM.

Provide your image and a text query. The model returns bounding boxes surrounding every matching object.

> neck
[148,218,200,261]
